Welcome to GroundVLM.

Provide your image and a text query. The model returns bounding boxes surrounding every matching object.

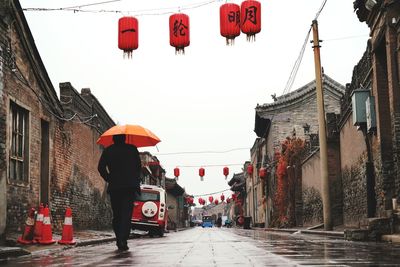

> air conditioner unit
[351,89,370,126]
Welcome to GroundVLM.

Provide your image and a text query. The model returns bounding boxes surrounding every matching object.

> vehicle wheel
[148,231,154,237]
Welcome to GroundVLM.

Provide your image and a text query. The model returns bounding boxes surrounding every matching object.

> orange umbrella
[97,124,161,148]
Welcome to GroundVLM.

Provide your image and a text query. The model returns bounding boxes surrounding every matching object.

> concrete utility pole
[311,20,332,230]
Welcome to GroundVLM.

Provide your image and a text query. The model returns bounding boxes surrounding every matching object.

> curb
[252,227,344,238]
[0,247,30,260]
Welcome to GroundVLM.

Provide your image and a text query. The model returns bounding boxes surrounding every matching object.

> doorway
[40,120,49,205]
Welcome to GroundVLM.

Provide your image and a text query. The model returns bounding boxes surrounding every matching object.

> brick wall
[50,121,112,230]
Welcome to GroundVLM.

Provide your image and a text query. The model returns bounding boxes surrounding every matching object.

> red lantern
[199,167,205,181]
[226,198,231,203]
[220,3,241,45]
[209,196,214,203]
[169,13,190,54]
[241,0,261,41]
[198,198,203,205]
[223,167,229,179]
[247,164,254,175]
[174,167,180,179]
[231,193,237,200]
[259,167,267,178]
[214,199,219,205]
[118,17,139,58]
[220,194,225,202]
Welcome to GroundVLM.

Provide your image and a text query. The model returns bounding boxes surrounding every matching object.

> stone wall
[301,140,342,227]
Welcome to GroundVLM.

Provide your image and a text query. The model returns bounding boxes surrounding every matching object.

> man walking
[98,134,142,251]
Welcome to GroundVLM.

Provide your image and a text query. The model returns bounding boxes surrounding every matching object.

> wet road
[1,227,400,266]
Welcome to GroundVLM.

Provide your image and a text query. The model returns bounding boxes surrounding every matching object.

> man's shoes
[117,240,129,251]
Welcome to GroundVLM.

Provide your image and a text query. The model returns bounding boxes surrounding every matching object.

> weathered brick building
[0,0,115,237]
[338,0,400,230]
[253,75,345,227]
[165,177,187,229]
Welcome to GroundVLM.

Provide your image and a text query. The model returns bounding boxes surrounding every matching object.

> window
[9,102,29,182]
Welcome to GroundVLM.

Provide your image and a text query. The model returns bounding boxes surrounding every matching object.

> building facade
[253,75,345,227]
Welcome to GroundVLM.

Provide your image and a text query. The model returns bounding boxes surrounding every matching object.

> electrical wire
[281,0,328,95]
[191,188,231,197]
[61,0,121,10]
[156,147,250,156]
[175,163,244,168]
[22,0,223,16]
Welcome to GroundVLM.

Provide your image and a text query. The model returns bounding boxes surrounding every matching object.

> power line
[191,188,231,198]
[62,0,122,10]
[156,147,250,156]
[175,163,244,168]
[22,0,223,16]
[281,0,328,95]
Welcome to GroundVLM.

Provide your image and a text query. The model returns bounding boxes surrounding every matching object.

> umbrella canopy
[97,124,161,148]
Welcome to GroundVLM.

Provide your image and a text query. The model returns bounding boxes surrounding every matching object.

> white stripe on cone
[64,217,72,225]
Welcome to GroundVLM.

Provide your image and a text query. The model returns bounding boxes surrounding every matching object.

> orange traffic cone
[17,207,36,245]
[58,207,76,245]
[33,203,44,243]
[38,206,56,245]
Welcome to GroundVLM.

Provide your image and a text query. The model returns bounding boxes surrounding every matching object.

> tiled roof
[255,74,345,113]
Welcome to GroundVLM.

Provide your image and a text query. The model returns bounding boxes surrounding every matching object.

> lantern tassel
[246,34,256,42]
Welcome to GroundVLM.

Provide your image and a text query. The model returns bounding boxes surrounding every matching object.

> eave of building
[11,0,64,115]
[165,177,185,196]
[256,75,345,114]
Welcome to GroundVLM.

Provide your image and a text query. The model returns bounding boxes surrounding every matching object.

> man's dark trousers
[109,190,135,247]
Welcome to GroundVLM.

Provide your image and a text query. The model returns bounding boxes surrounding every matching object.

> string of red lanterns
[171,163,269,182]
[118,0,261,56]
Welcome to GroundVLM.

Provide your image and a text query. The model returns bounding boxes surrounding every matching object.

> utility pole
[311,20,332,230]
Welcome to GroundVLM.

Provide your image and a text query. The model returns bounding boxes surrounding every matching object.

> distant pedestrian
[98,134,142,251]
[217,217,222,228]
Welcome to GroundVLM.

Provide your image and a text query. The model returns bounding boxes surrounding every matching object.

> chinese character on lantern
[118,17,139,58]
[169,13,190,54]
[220,3,241,45]
[241,0,261,42]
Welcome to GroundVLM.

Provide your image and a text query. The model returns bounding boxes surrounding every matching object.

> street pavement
[1,227,400,266]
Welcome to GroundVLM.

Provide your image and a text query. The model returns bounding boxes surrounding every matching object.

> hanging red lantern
[220,3,241,45]
[259,167,267,178]
[174,167,180,179]
[199,167,205,181]
[220,194,225,202]
[214,199,219,205]
[169,13,190,54]
[118,16,139,58]
[209,196,214,203]
[247,164,254,175]
[223,167,229,179]
[226,198,231,203]
[240,0,261,41]
[231,193,237,200]
[198,198,203,205]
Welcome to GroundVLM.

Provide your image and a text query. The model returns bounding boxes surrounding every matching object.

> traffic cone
[58,207,76,245]
[33,203,44,243]
[38,206,56,245]
[17,207,36,245]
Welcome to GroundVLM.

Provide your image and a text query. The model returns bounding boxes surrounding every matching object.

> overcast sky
[20,0,369,202]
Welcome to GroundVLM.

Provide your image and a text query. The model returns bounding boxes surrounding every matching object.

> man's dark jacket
[98,143,141,193]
